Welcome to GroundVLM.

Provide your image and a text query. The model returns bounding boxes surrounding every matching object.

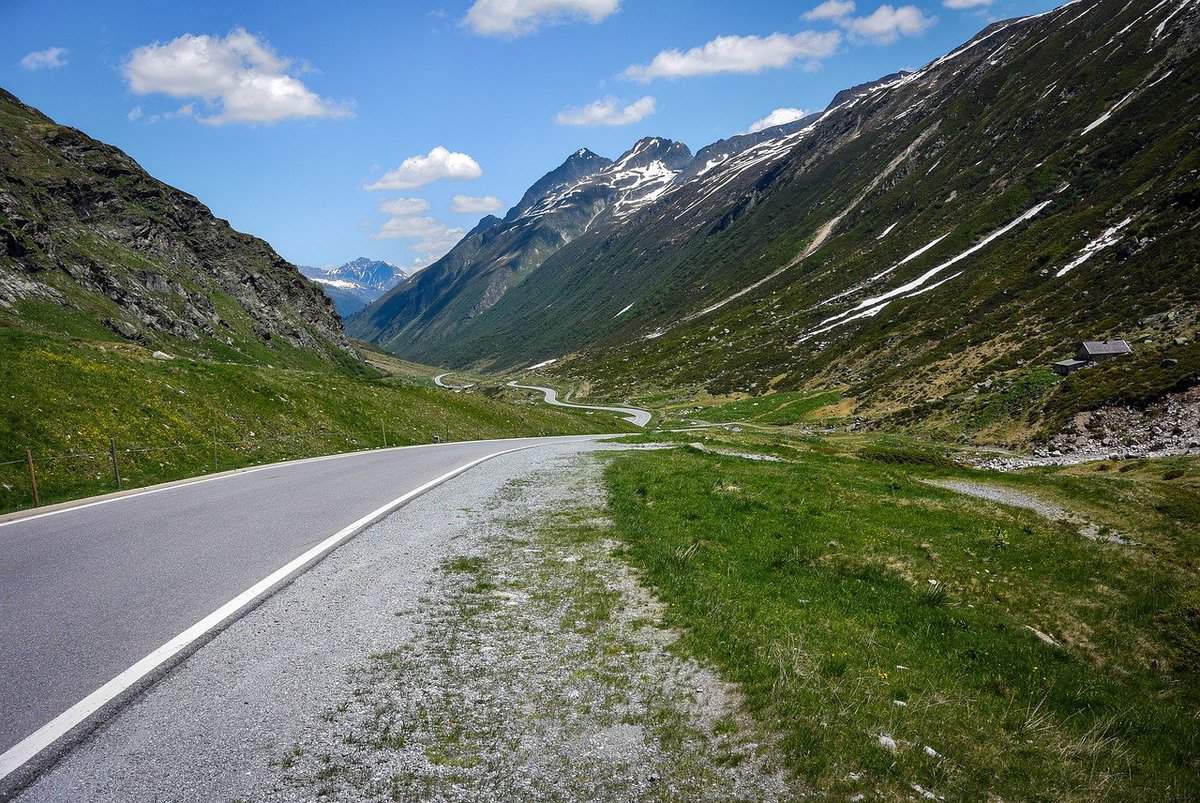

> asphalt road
[0,434,611,784]
[432,372,474,390]
[508,382,653,427]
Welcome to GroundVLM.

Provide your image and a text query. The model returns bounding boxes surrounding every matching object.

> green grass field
[0,318,631,514]
[595,428,1199,800]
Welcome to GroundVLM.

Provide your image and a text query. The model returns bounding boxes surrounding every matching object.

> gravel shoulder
[18,440,790,801]
[924,478,1127,543]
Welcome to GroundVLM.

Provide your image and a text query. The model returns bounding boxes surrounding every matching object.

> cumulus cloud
[623,31,841,81]
[127,106,144,121]
[465,0,619,36]
[122,29,349,125]
[943,0,991,7]
[372,199,464,259]
[20,47,69,70]
[380,197,431,216]
[555,95,655,126]
[839,5,935,44]
[745,107,809,134]
[803,1,856,21]
[451,195,506,213]
[364,146,483,191]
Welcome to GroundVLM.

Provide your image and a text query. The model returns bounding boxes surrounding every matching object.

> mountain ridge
[0,87,351,365]
[300,257,408,317]
[351,0,1200,441]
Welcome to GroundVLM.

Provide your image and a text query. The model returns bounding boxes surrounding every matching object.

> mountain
[347,138,693,350]
[300,257,408,317]
[0,88,349,364]
[351,0,1200,438]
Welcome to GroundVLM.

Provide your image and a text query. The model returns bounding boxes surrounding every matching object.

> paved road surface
[508,382,652,427]
[432,372,474,390]
[0,434,611,787]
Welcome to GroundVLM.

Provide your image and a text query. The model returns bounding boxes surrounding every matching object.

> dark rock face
[504,148,613,222]
[0,88,349,356]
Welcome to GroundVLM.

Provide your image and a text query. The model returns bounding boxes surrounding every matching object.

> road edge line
[0,434,613,529]
[0,442,543,795]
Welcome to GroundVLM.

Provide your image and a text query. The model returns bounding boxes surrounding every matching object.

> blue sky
[3,0,1063,269]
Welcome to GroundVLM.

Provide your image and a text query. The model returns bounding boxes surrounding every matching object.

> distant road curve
[508,381,652,428]
[433,372,475,390]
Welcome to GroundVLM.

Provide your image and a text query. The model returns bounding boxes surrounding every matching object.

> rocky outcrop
[976,385,1200,470]
[0,87,349,356]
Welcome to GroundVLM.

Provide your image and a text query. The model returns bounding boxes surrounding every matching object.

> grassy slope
[392,2,1199,445]
[597,429,1198,800]
[0,307,630,514]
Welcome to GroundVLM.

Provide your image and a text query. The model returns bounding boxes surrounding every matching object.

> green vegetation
[597,428,1199,800]
[0,312,630,515]
[674,390,844,426]
[361,0,1199,450]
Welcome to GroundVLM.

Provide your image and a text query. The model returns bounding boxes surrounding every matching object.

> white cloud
[372,198,464,260]
[624,31,841,81]
[127,106,144,121]
[20,47,69,70]
[122,29,349,125]
[943,0,991,7]
[374,214,464,250]
[465,0,619,36]
[451,195,506,213]
[364,146,483,191]
[839,5,935,44]
[555,95,655,126]
[745,107,808,134]
[380,197,431,216]
[803,1,856,21]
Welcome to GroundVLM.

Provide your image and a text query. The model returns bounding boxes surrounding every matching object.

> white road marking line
[0,434,599,530]
[0,442,543,783]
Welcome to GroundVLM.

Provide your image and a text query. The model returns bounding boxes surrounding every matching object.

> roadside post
[25,448,39,507]
[109,437,123,490]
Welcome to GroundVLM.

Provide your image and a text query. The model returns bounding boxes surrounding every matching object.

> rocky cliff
[0,88,350,362]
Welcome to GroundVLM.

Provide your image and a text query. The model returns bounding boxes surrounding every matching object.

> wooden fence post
[25,448,40,507]
[109,437,122,490]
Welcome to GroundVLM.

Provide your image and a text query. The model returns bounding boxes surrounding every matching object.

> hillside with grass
[0,88,633,514]
[0,87,348,365]
[354,0,1200,443]
[0,315,630,514]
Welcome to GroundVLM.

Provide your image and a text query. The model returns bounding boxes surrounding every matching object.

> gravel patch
[16,440,791,802]
[925,479,1126,544]
[273,447,792,801]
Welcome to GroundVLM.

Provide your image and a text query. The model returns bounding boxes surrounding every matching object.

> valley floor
[14,427,1198,801]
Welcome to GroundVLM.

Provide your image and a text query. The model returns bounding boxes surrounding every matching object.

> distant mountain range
[349,0,1199,434]
[300,258,409,318]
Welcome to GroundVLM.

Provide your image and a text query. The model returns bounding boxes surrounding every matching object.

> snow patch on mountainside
[1056,216,1134,277]
[798,200,1054,343]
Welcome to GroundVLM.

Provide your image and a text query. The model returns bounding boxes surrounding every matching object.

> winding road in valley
[0,434,615,794]
[432,372,475,390]
[507,381,653,428]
